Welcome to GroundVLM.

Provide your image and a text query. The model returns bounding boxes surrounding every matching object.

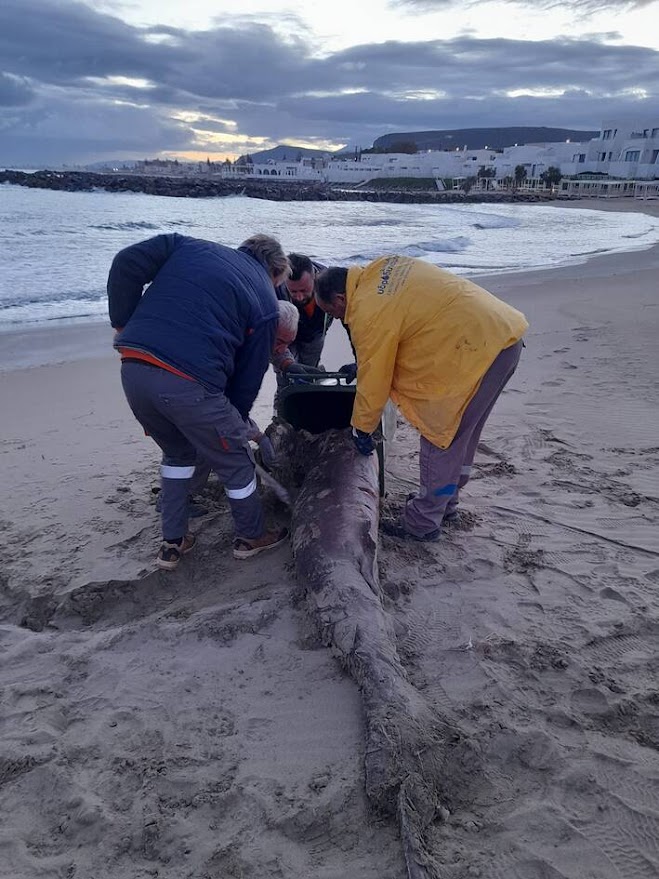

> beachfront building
[584,120,659,179]
[246,157,325,180]
[221,157,326,181]
[137,117,658,194]
[323,148,499,184]
[500,120,659,193]
[494,140,591,183]
[244,119,659,190]
[555,120,659,198]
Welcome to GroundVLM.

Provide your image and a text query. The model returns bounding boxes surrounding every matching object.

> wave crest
[412,236,471,253]
[471,213,522,230]
[345,236,471,262]
[90,221,160,231]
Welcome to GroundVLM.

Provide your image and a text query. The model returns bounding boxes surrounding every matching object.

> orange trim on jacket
[118,348,194,381]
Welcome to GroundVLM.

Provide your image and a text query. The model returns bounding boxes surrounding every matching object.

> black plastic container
[276,373,356,434]
[276,372,387,495]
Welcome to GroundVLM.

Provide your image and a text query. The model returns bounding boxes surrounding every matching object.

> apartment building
[212,118,659,188]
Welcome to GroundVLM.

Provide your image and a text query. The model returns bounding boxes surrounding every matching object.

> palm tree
[477,166,496,190]
[514,165,527,190]
[540,166,563,191]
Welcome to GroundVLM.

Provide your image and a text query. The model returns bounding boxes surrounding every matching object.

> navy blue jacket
[108,234,278,417]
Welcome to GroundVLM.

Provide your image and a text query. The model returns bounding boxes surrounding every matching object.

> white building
[324,148,500,184]
[583,120,659,179]
[226,157,325,181]
[212,118,659,191]
[493,140,591,182]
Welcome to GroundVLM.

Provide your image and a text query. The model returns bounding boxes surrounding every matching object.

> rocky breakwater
[1,169,562,205]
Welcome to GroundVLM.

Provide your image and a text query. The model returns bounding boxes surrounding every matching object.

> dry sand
[1,201,659,878]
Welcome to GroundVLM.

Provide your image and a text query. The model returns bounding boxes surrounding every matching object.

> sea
[1,182,658,329]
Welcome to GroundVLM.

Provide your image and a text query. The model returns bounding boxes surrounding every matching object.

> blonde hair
[277,300,299,337]
[240,234,291,281]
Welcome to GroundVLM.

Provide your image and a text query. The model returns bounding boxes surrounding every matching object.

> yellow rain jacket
[346,256,528,449]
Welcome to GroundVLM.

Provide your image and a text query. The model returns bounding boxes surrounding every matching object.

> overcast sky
[1,0,657,166]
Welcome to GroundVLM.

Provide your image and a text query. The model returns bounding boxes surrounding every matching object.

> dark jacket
[275,261,331,347]
[108,234,278,417]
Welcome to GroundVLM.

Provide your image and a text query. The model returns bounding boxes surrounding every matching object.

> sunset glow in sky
[1,0,657,165]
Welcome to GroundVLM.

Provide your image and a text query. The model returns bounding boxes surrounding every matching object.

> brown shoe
[156,533,196,570]
[233,527,288,560]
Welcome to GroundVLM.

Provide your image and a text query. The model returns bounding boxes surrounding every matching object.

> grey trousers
[404,340,523,538]
[121,362,264,542]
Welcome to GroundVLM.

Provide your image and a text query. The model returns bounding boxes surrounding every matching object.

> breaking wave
[346,236,471,262]
[90,221,161,231]
[411,236,471,253]
[471,213,522,230]
[0,287,104,310]
[3,183,659,329]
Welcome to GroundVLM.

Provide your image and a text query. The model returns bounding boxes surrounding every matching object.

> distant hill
[238,145,333,164]
[373,127,599,151]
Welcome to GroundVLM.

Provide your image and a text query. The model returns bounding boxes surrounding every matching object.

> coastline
[0,168,560,204]
[2,202,659,877]
[0,320,110,372]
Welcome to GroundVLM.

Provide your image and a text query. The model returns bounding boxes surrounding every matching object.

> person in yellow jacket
[315,256,528,541]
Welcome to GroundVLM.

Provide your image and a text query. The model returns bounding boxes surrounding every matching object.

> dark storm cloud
[0,0,190,86]
[325,35,659,98]
[0,0,657,164]
[276,90,638,145]
[0,93,191,166]
[0,0,311,99]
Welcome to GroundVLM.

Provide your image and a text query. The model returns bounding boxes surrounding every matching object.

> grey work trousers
[121,361,264,542]
[404,340,523,538]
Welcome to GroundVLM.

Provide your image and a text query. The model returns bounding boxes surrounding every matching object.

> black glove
[284,362,325,376]
[352,428,375,456]
[339,362,357,384]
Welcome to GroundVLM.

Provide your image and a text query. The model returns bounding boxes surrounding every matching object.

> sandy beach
[1,198,659,878]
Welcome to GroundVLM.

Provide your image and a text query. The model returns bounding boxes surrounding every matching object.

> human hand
[284,362,324,375]
[243,416,263,443]
[338,362,357,384]
[258,435,278,469]
[352,428,375,456]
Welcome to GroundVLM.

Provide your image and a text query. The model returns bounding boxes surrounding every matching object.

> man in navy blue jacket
[108,232,290,570]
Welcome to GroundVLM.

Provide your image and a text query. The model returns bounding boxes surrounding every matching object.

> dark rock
[0,169,563,205]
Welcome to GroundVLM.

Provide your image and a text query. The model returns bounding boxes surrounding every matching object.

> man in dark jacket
[275,253,329,372]
[108,232,289,570]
